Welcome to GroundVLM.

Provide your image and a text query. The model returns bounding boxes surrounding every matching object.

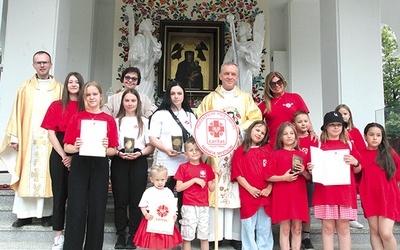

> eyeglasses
[269,79,283,87]
[34,61,50,66]
[124,76,138,82]
[328,123,343,128]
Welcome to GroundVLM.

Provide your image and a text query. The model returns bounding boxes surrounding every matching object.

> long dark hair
[241,120,269,153]
[61,72,85,111]
[154,81,194,114]
[116,89,144,138]
[364,123,396,181]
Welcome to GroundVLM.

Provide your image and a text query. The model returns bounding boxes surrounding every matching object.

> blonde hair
[262,71,288,113]
[149,163,168,178]
[335,104,355,130]
[320,124,349,144]
[83,81,104,109]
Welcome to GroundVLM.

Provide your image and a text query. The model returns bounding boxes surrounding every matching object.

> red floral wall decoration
[118,0,266,106]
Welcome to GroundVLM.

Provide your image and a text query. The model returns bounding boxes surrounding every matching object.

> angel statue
[224,13,265,94]
[127,8,162,102]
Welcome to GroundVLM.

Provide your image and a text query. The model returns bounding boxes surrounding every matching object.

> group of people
[0,51,399,250]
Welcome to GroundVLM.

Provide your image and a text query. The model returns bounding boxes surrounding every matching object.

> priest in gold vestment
[0,51,63,227]
[196,62,262,249]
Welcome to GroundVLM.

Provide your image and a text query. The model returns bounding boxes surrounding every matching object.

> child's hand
[102,137,109,148]
[343,154,358,166]
[307,162,314,174]
[310,131,319,142]
[74,137,82,150]
[284,169,299,182]
[260,184,272,197]
[194,178,206,188]
[173,214,178,222]
[214,166,222,177]
[247,186,261,198]
[144,213,153,220]
[294,163,305,174]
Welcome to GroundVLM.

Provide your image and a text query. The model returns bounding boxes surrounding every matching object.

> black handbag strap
[168,109,190,141]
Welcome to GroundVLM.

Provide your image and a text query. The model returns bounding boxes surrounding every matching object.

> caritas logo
[157,205,169,217]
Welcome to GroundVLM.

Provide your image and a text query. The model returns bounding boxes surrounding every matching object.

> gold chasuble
[196,85,262,208]
[0,75,63,197]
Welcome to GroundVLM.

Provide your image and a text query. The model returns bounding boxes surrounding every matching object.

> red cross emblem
[208,120,225,138]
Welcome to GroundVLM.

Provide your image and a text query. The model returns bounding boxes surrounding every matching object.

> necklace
[272,94,284,105]
[88,112,100,120]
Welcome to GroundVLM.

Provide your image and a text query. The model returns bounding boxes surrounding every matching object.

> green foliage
[382,25,400,139]
[385,109,400,140]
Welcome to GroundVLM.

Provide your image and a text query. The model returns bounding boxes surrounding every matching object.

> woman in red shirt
[258,71,317,146]
[41,72,84,249]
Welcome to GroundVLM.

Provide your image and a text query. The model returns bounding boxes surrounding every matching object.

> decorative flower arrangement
[118,0,266,106]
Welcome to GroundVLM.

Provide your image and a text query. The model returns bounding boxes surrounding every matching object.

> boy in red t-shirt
[175,137,221,250]
[293,110,318,250]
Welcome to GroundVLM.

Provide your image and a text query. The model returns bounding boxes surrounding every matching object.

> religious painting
[158,20,225,97]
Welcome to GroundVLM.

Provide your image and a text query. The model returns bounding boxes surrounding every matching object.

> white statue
[224,13,265,94]
[127,8,162,102]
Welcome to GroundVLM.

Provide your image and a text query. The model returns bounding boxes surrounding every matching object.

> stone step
[1,187,399,249]
[0,241,377,250]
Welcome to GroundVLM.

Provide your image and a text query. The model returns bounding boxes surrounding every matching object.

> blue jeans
[241,207,273,250]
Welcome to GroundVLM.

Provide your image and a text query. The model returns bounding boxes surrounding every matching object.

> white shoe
[350,220,363,229]
[52,235,64,250]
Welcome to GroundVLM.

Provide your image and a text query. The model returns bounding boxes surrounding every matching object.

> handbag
[168,109,192,143]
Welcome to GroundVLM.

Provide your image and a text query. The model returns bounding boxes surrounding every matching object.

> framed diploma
[79,120,107,157]
[146,198,177,235]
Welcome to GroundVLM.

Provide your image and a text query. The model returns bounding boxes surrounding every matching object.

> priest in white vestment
[196,62,262,249]
[0,51,63,227]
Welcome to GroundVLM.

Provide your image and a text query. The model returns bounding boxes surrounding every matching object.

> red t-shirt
[265,148,309,223]
[174,162,215,206]
[359,148,400,221]
[312,140,361,209]
[347,127,366,152]
[259,92,309,146]
[231,144,272,219]
[299,135,318,156]
[63,110,119,148]
[41,100,79,133]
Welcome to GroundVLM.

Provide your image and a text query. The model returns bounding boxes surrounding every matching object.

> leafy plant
[381,25,400,139]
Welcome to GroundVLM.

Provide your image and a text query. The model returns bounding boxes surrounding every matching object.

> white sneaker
[350,220,364,229]
[52,235,64,250]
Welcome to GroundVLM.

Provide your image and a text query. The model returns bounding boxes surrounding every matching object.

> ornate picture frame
[158,20,225,97]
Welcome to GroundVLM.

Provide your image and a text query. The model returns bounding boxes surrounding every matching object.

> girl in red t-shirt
[63,81,119,249]
[311,111,362,250]
[231,120,274,250]
[266,122,312,250]
[359,123,400,249]
[335,104,366,229]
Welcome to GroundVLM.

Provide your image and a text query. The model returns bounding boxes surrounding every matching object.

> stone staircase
[0,172,399,249]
